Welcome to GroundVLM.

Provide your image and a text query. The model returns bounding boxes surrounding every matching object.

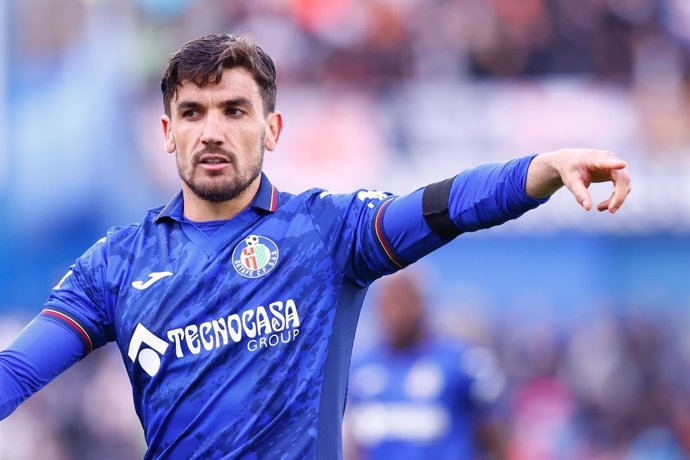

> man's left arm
[377,148,631,271]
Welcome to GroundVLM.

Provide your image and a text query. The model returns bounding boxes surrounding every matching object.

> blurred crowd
[19,0,690,84]
[493,306,690,459]
[4,0,690,230]
[1,0,689,459]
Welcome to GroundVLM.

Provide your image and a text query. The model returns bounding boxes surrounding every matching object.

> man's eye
[226,108,244,117]
[182,110,199,119]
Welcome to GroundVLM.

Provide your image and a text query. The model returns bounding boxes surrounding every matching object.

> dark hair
[161,33,277,116]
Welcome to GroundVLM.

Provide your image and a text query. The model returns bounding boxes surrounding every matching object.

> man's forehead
[173,68,261,104]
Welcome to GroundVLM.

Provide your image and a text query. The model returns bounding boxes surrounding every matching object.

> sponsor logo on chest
[127,299,300,377]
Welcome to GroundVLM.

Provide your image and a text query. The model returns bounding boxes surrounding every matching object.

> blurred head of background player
[377,270,427,350]
[159,34,283,220]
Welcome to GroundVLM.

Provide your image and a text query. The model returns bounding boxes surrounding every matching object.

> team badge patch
[232,235,280,278]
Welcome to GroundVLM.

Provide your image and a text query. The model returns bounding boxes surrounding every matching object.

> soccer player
[346,270,506,459]
[0,33,631,459]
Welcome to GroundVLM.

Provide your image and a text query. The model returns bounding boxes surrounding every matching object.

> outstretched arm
[526,148,632,213]
[312,150,632,283]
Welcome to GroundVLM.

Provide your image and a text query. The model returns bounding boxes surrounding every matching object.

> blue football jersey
[40,174,409,459]
[33,156,544,459]
[348,339,504,460]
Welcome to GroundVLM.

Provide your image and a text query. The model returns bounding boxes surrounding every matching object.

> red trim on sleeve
[374,198,405,269]
[42,309,93,353]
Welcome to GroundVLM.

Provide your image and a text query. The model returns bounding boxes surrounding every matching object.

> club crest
[232,235,279,278]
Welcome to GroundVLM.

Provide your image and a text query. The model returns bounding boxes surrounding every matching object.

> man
[0,33,630,459]
[346,270,505,459]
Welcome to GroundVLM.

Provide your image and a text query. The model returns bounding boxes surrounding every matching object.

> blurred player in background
[347,270,505,460]
[0,33,630,459]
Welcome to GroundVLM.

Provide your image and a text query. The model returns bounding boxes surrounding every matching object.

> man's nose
[200,113,224,146]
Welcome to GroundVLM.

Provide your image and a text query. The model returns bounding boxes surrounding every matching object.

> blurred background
[0,0,689,458]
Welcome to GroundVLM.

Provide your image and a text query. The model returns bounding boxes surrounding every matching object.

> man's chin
[186,178,248,203]
[180,164,262,203]
[194,187,240,203]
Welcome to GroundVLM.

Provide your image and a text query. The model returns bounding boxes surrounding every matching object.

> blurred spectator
[346,270,507,460]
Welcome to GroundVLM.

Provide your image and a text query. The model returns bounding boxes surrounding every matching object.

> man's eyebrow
[176,98,254,112]
[221,97,253,108]
[176,100,202,112]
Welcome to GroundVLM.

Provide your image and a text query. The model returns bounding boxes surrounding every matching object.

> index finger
[607,167,632,213]
[589,155,627,172]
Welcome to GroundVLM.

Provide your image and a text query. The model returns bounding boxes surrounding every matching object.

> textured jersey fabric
[0,155,546,459]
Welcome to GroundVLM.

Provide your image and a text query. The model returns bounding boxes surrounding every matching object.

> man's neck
[181,179,261,222]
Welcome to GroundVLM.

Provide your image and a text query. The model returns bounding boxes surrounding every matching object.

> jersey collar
[155,173,279,223]
[252,173,280,213]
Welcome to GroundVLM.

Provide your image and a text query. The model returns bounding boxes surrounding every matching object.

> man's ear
[161,115,176,153]
[264,111,283,152]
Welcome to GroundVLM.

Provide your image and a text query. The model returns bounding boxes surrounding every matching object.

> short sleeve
[39,236,115,354]
[306,189,403,286]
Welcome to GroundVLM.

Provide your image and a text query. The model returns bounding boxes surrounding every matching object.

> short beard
[179,146,264,203]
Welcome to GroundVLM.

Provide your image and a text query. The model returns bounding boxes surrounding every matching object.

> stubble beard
[178,144,265,203]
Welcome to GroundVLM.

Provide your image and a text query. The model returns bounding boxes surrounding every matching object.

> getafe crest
[232,235,279,278]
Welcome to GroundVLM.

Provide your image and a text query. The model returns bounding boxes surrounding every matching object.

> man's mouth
[198,153,231,171]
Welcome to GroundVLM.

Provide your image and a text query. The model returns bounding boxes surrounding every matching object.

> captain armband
[422,176,463,240]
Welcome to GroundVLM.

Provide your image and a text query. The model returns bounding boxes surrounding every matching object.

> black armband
[422,176,463,240]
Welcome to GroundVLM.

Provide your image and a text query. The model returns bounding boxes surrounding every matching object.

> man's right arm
[1,227,130,420]
[0,315,85,419]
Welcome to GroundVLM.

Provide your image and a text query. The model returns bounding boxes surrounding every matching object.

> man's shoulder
[277,187,325,204]
[99,204,164,247]
[274,187,336,215]
[281,187,393,215]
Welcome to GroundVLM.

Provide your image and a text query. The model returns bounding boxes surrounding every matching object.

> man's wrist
[525,152,564,199]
